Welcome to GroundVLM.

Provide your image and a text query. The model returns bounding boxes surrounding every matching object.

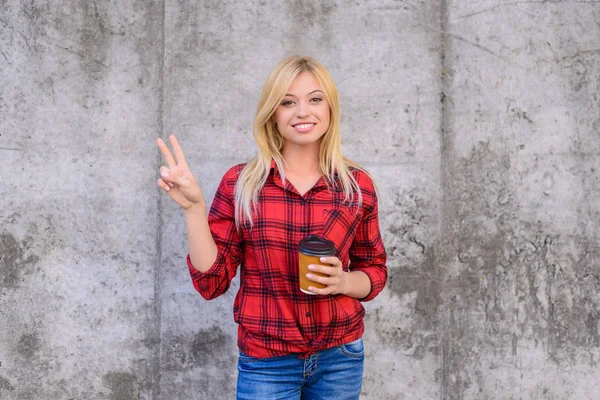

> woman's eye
[311,97,322,103]
[281,100,294,106]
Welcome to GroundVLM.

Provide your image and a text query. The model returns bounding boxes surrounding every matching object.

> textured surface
[0,1,163,399]
[1,0,599,399]
[440,1,600,398]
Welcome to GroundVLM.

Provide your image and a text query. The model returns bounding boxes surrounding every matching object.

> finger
[156,178,171,192]
[308,264,340,276]
[306,272,338,286]
[159,166,172,181]
[157,138,177,168]
[319,256,342,267]
[160,166,186,186]
[169,135,187,165]
[307,285,333,296]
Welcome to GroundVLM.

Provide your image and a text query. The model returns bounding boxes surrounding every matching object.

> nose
[296,101,309,118]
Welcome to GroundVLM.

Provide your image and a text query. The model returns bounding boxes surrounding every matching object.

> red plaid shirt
[187,160,387,359]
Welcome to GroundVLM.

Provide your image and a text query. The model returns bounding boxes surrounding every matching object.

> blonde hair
[235,56,367,227]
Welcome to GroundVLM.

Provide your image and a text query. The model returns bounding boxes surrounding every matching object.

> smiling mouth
[292,123,316,133]
[293,123,316,129]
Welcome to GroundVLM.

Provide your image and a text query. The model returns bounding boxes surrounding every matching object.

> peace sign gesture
[156,135,205,210]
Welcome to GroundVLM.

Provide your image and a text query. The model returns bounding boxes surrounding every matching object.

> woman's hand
[156,135,205,210]
[305,256,349,296]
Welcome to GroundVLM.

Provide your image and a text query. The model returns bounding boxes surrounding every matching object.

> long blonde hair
[235,56,366,227]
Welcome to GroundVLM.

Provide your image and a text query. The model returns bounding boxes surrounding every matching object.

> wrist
[338,271,351,295]
[184,201,207,215]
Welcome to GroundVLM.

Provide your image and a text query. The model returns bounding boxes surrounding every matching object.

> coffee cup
[298,235,336,295]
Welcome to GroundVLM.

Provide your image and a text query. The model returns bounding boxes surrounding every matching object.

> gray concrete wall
[1,1,598,399]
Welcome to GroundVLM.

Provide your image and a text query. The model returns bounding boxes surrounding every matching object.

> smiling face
[273,71,331,150]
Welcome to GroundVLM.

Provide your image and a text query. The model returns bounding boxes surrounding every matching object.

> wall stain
[0,232,39,290]
[19,0,112,80]
[439,140,513,398]
[0,375,15,392]
[175,1,231,54]
[384,247,441,359]
[162,326,236,396]
[163,326,233,371]
[388,247,441,319]
[285,0,336,50]
[381,187,442,359]
[17,332,41,359]
[74,1,112,78]
[586,311,600,347]
[190,326,231,362]
[439,136,600,397]
[102,372,140,400]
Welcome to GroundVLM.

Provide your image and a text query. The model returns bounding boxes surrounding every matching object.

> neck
[281,142,320,176]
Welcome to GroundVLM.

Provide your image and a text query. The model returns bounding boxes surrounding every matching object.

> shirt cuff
[187,253,225,278]
[351,266,385,302]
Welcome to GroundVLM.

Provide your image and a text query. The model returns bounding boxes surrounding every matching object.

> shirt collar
[268,158,330,193]
[269,159,285,189]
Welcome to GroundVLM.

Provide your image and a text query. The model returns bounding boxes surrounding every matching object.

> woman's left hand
[306,256,349,295]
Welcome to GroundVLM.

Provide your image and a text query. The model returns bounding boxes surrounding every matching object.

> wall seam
[152,0,166,399]
[439,0,450,398]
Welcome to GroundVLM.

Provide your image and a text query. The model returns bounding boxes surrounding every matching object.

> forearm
[341,270,371,299]
[184,203,218,273]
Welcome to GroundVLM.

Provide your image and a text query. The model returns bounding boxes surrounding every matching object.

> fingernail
[320,257,327,262]
[161,171,169,177]
[308,265,314,271]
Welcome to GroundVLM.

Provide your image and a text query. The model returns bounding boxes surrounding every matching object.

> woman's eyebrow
[283,90,324,97]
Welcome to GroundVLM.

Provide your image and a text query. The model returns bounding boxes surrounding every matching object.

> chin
[288,137,322,147]
[283,131,327,146]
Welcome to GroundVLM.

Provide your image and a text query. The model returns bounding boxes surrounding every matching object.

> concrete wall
[1,1,598,399]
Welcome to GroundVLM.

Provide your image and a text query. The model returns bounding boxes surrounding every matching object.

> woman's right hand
[156,135,205,211]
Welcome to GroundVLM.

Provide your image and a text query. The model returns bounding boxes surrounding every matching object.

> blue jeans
[236,338,365,400]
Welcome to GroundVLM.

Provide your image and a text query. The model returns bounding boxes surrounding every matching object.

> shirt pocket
[322,201,362,250]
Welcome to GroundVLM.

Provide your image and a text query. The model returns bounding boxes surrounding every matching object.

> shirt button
[306,312,311,317]
[300,200,305,205]
[300,227,306,232]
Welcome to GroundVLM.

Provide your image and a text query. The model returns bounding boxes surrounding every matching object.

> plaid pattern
[188,160,387,359]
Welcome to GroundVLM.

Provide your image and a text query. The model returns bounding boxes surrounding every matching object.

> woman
[157,56,387,400]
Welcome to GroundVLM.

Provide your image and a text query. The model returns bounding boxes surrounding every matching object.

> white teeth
[295,124,314,129]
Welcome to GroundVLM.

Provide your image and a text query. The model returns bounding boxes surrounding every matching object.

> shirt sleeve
[348,175,387,302]
[188,167,243,300]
